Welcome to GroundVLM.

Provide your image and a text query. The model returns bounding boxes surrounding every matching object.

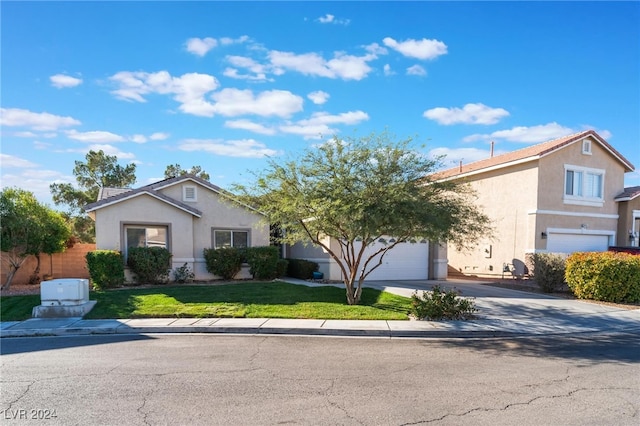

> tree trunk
[1,255,29,290]
[29,253,41,284]
[2,264,19,290]
[344,278,363,305]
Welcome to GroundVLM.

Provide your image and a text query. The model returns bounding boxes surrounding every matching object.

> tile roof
[97,187,131,200]
[615,186,640,201]
[84,173,261,216]
[84,174,222,216]
[433,130,635,180]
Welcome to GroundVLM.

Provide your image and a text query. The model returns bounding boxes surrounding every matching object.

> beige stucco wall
[94,182,269,281]
[447,161,539,277]
[447,137,629,278]
[617,198,640,247]
[533,137,625,252]
[536,137,625,216]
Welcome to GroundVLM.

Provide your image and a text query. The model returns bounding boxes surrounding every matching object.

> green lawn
[1,282,411,322]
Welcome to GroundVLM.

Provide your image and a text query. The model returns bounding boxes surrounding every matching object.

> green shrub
[246,246,284,280]
[127,247,172,284]
[565,252,640,303]
[173,263,195,284]
[277,258,289,278]
[86,250,125,289]
[203,247,243,280]
[286,258,319,279]
[532,253,567,293]
[410,285,477,320]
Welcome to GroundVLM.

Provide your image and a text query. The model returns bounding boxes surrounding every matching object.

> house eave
[85,191,202,217]
[436,155,540,182]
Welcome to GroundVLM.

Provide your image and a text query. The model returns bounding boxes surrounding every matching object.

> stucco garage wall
[447,161,539,278]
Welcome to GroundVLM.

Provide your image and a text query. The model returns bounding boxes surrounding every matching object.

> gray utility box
[40,278,90,306]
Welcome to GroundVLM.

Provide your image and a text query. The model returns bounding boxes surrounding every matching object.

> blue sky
[2,1,639,208]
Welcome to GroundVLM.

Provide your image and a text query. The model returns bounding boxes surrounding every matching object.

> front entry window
[213,229,249,249]
[125,226,168,257]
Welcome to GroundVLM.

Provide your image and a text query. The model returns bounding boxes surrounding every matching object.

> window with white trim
[183,185,197,202]
[124,225,169,258]
[582,139,592,155]
[212,229,249,249]
[564,165,604,206]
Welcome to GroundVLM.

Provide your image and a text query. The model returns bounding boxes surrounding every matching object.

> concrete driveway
[363,278,640,334]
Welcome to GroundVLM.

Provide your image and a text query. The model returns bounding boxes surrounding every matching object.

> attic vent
[183,186,197,202]
[582,139,592,155]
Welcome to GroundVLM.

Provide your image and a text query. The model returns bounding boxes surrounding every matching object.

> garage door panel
[358,240,429,281]
[547,233,609,253]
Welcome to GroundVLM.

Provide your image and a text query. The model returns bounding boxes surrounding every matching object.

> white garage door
[359,240,429,281]
[546,233,610,254]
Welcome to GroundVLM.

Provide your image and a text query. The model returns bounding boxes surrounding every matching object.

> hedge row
[203,246,288,280]
[565,252,640,303]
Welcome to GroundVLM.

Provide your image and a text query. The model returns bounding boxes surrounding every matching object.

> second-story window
[564,165,604,206]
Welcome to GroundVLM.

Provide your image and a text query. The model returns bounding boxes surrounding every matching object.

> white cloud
[424,103,510,125]
[383,64,395,76]
[0,153,38,168]
[280,111,369,139]
[308,91,330,105]
[223,56,270,81]
[178,138,280,158]
[580,126,612,140]
[211,88,303,118]
[0,170,71,206]
[109,71,219,117]
[463,122,575,143]
[303,111,369,126]
[82,144,136,159]
[66,129,126,143]
[50,74,83,88]
[131,134,147,143]
[317,14,350,25]
[428,147,506,167]
[0,108,81,131]
[34,141,51,150]
[269,50,376,81]
[224,119,276,135]
[383,37,448,60]
[13,131,38,138]
[149,132,170,140]
[185,36,248,56]
[406,65,427,76]
[219,35,250,45]
[185,37,217,56]
[364,43,388,56]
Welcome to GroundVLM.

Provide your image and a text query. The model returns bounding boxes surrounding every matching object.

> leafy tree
[1,188,71,289]
[233,132,492,305]
[164,164,210,181]
[50,150,136,242]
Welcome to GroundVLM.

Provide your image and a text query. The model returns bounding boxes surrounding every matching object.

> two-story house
[435,130,635,278]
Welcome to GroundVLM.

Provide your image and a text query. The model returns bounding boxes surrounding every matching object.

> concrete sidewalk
[2,278,639,339]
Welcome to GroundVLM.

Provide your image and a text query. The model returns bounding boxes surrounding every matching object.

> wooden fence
[1,243,96,286]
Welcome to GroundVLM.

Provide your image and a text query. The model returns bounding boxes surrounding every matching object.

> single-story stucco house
[85,174,270,281]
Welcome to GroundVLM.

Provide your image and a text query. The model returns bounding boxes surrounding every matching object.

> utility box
[40,278,90,306]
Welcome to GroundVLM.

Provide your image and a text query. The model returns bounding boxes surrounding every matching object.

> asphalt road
[1,333,639,425]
